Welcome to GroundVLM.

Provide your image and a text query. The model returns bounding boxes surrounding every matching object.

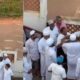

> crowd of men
[23,16,80,80]
[0,52,13,80]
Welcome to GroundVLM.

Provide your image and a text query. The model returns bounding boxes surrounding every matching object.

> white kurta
[44,27,59,42]
[38,37,47,77]
[76,58,80,80]
[4,68,13,80]
[25,38,39,61]
[48,63,66,80]
[23,57,32,80]
[0,61,5,80]
[56,33,70,46]
[5,58,11,65]
[73,31,80,37]
[45,46,57,80]
[62,42,80,79]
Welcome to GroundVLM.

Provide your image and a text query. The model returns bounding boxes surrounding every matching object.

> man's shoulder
[38,37,44,42]
[25,38,32,43]
[44,26,50,30]
[50,63,57,67]
[58,33,64,38]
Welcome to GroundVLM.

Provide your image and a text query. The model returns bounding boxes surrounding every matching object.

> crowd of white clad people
[23,16,80,80]
[0,53,13,80]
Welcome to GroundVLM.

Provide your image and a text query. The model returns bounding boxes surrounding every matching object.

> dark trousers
[32,59,40,76]
[57,47,68,73]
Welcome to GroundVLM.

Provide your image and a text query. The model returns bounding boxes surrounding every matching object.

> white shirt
[73,31,80,37]
[76,58,80,78]
[48,63,66,80]
[4,68,13,80]
[23,56,32,73]
[45,46,57,67]
[62,42,80,79]
[45,47,57,80]
[45,27,59,42]
[56,32,70,46]
[38,37,48,55]
[25,38,39,61]
[0,61,6,80]
[38,37,48,76]
[23,56,32,80]
[0,60,6,69]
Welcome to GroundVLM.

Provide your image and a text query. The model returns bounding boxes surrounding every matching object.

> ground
[0,18,23,80]
[0,18,23,59]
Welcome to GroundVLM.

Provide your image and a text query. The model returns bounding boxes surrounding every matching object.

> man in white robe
[45,38,57,80]
[4,64,13,80]
[0,53,6,80]
[73,31,80,38]
[48,60,66,80]
[38,28,50,80]
[56,27,70,73]
[3,53,11,65]
[76,58,80,80]
[23,47,32,80]
[25,30,40,76]
[62,34,80,79]
[44,21,59,43]
[56,27,70,46]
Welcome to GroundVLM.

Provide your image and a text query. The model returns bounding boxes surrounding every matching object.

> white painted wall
[12,60,23,77]
[23,11,46,32]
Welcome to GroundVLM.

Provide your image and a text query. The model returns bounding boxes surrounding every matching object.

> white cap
[30,30,35,36]
[23,47,27,53]
[43,28,50,36]
[46,38,54,46]
[4,53,8,57]
[48,20,53,25]
[70,34,76,41]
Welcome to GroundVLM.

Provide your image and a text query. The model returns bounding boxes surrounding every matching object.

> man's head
[43,28,50,40]
[30,30,37,40]
[48,20,54,30]
[55,16,62,25]
[49,23,54,30]
[5,64,10,70]
[70,34,76,41]
[60,27,67,35]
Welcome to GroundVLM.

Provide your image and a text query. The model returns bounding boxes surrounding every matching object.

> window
[24,0,40,11]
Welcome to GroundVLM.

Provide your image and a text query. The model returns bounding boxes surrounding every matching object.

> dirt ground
[0,18,23,59]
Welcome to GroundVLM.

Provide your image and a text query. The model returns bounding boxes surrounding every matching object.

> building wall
[23,0,80,31]
[48,0,80,19]
[23,11,46,31]
[24,0,80,19]
[24,0,40,11]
